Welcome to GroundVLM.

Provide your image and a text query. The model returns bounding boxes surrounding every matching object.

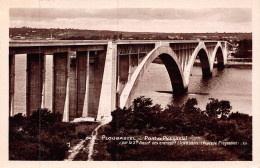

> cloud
[9,8,252,32]
[217,8,251,23]
[10,8,251,22]
[10,8,117,21]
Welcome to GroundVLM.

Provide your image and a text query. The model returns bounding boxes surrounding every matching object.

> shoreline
[220,63,252,69]
[152,59,252,69]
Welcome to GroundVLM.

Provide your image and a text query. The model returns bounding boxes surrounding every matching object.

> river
[131,63,252,115]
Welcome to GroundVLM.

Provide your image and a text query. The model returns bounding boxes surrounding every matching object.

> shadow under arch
[196,48,212,78]
[159,53,186,95]
[215,46,225,69]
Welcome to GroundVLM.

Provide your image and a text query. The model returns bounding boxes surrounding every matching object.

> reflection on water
[132,63,252,115]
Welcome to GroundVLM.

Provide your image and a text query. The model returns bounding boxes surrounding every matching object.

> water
[132,63,252,115]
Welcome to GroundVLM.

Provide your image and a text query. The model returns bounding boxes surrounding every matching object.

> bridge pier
[26,53,44,116]
[53,52,70,121]
[41,54,46,109]
[173,85,188,95]
[119,54,130,88]
[128,54,131,81]
[97,42,117,120]
[69,56,77,118]
[76,51,89,117]
[9,54,15,117]
[202,70,213,78]
[88,50,107,118]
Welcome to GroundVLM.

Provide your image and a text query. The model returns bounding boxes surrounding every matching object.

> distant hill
[9,27,252,41]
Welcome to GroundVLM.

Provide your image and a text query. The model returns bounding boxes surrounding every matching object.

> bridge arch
[211,44,225,69]
[119,45,186,108]
[184,42,212,85]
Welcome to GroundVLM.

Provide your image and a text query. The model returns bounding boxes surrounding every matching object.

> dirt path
[64,117,112,161]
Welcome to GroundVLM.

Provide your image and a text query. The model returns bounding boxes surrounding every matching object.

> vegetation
[9,109,98,160]
[94,96,252,161]
[9,109,75,160]
[234,39,252,58]
[9,97,252,161]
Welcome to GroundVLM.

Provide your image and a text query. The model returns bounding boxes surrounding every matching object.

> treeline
[98,96,252,160]
[234,39,252,58]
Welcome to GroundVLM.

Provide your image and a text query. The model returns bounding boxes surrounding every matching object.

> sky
[9,8,252,33]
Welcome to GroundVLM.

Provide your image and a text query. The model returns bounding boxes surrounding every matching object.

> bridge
[9,40,231,122]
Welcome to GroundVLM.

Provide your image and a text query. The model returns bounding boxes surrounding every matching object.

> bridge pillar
[12,54,27,116]
[128,53,131,81]
[130,53,138,78]
[9,54,15,117]
[76,51,89,118]
[189,46,192,60]
[223,42,228,65]
[64,53,71,122]
[137,48,140,64]
[97,42,117,120]
[119,54,129,87]
[185,45,189,69]
[53,52,70,122]
[26,53,44,116]
[181,48,185,71]
[203,70,212,78]
[43,54,53,112]
[88,49,107,119]
[69,56,77,118]
[41,54,46,109]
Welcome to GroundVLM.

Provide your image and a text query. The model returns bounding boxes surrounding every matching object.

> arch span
[119,45,186,108]
[209,42,226,70]
[184,42,212,85]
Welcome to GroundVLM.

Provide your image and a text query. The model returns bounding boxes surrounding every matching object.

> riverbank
[210,62,251,69]
[152,58,252,69]
[224,62,252,68]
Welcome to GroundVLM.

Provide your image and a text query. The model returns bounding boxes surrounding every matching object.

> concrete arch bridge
[9,40,232,121]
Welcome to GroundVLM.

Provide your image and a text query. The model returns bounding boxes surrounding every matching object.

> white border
[1,0,259,167]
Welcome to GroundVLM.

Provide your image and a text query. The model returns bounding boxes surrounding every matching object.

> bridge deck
[9,40,226,47]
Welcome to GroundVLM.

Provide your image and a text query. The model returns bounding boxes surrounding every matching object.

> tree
[119,33,123,39]
[205,98,232,119]
[183,98,199,114]
[109,96,160,135]
[234,39,252,58]
[113,35,117,40]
